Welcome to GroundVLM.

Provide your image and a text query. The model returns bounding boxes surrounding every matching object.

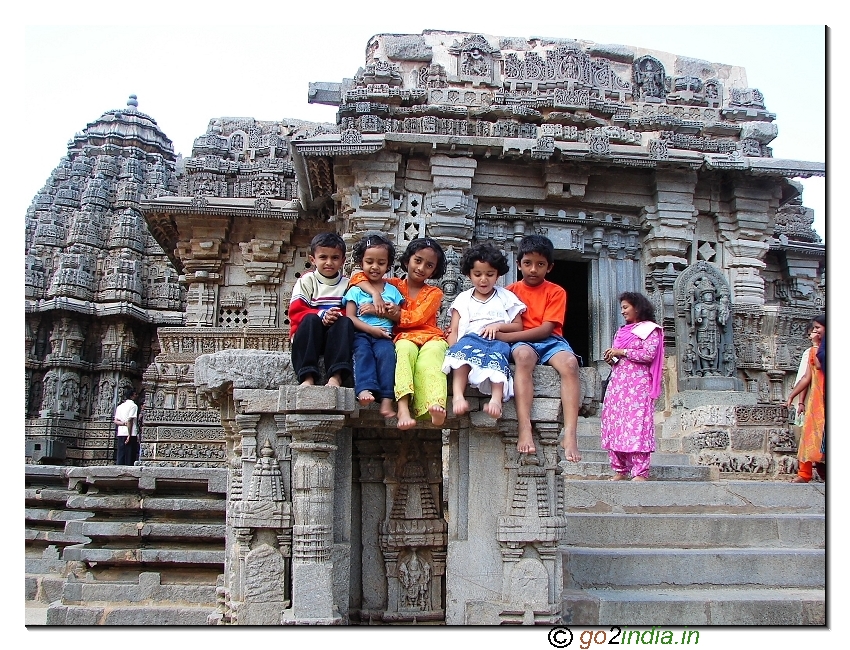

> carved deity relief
[399,550,432,611]
[674,262,738,390]
[449,35,500,85]
[633,56,668,102]
[690,277,730,376]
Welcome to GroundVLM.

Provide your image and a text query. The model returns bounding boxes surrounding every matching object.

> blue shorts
[510,335,575,365]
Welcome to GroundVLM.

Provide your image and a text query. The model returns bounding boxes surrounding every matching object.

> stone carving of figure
[462,47,490,77]
[399,550,431,610]
[633,56,666,101]
[59,375,79,413]
[97,378,116,415]
[690,278,730,376]
[41,370,58,411]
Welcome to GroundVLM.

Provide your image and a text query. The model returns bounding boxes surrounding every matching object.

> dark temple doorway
[542,260,590,367]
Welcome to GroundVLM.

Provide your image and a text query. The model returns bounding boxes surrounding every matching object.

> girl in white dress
[442,243,526,419]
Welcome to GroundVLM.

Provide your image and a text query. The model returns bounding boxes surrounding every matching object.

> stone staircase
[26,466,227,625]
[561,417,716,481]
[559,417,825,625]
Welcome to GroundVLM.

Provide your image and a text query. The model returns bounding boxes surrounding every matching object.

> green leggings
[394,338,448,418]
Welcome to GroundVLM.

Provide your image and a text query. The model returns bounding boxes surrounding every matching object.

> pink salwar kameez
[600,321,664,479]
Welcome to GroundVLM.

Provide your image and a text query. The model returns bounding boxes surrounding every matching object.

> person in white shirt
[113,387,139,465]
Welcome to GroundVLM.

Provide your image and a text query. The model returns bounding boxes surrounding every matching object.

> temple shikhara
[25,31,825,626]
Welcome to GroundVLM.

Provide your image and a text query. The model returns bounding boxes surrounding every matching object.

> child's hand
[358,303,377,316]
[373,327,392,339]
[371,299,386,315]
[481,324,501,340]
[323,308,341,325]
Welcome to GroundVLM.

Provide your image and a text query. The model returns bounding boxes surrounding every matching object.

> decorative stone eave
[140,196,300,272]
[704,156,825,179]
[768,239,826,257]
[291,133,386,157]
[25,296,186,326]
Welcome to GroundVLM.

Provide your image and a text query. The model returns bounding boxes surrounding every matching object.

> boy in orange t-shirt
[497,235,582,460]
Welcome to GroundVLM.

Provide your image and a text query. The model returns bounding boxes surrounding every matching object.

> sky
[8,3,843,648]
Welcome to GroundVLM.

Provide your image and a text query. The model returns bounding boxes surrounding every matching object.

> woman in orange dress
[785,315,825,483]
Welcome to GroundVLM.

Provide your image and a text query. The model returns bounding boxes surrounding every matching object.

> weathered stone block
[292,562,336,620]
[465,600,503,625]
[588,43,634,63]
[501,397,562,423]
[730,428,767,450]
[195,350,295,393]
[282,385,356,413]
[233,389,280,413]
[383,35,432,61]
[675,390,757,409]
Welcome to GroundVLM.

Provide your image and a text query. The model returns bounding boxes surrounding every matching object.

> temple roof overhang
[140,196,300,272]
[292,131,824,204]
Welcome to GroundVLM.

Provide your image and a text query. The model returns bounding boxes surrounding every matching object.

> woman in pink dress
[600,292,664,481]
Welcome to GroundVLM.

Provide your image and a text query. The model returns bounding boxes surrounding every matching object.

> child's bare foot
[483,398,502,419]
[299,376,315,387]
[517,427,536,454]
[609,473,627,481]
[326,374,342,388]
[396,400,416,430]
[452,395,470,416]
[358,390,375,406]
[561,442,582,463]
[379,398,396,418]
[428,405,446,427]
[631,476,648,482]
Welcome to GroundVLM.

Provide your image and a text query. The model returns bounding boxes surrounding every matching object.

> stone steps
[46,603,217,626]
[25,466,228,624]
[562,460,713,481]
[562,479,825,514]
[564,547,824,589]
[559,479,825,625]
[561,587,824,626]
[575,449,691,464]
[562,512,824,548]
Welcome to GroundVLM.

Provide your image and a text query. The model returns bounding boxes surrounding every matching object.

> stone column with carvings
[716,179,776,306]
[177,235,227,327]
[642,170,698,340]
[345,151,402,243]
[280,385,354,624]
[240,238,285,327]
[424,154,478,250]
[353,435,387,621]
[495,421,565,625]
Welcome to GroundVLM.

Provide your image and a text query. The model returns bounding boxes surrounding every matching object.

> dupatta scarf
[612,320,664,399]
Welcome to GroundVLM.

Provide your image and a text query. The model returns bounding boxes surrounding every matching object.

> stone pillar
[177,236,227,327]
[724,239,769,306]
[354,436,387,619]
[716,179,776,305]
[642,170,698,340]
[425,154,478,249]
[240,238,285,327]
[286,412,345,623]
[346,151,402,241]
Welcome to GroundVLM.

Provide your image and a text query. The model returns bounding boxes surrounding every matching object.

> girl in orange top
[351,238,449,429]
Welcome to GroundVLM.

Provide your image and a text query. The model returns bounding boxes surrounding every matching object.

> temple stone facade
[25,95,185,465]
[25,31,824,626]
